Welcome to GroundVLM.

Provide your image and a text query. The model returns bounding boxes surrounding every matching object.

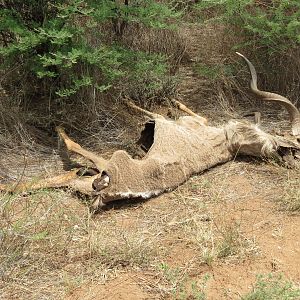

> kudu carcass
[1,53,300,210]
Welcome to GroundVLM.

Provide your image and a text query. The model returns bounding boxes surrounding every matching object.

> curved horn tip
[235,52,244,58]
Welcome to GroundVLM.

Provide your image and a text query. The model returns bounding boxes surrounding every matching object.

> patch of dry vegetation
[0,164,263,299]
[0,189,161,299]
[1,2,300,299]
[171,174,259,264]
[0,152,299,299]
[277,170,300,212]
[0,190,91,299]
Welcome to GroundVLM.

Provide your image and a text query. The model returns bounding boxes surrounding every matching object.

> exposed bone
[123,97,164,120]
[56,126,108,172]
[170,98,208,125]
[1,54,300,210]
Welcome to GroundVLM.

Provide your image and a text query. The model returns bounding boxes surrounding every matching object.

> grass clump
[278,176,300,212]
[241,274,300,300]
[88,228,157,268]
[216,223,257,260]
[158,263,210,300]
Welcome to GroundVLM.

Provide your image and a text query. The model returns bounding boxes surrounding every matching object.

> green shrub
[0,0,178,100]
[195,0,300,53]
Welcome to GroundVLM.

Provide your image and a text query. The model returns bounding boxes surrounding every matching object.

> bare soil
[62,161,300,300]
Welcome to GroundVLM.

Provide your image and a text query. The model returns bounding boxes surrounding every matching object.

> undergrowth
[0,0,183,135]
[0,1,179,98]
[195,0,300,53]
[0,190,159,299]
[278,174,300,212]
[241,274,300,300]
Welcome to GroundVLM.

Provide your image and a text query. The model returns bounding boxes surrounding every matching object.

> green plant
[0,0,178,100]
[216,223,258,260]
[195,0,300,53]
[158,263,210,299]
[217,224,241,258]
[194,62,234,80]
[241,274,300,300]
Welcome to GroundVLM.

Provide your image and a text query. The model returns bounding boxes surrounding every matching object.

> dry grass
[0,186,167,298]
[171,173,260,265]
[277,170,300,212]
[0,189,156,299]
[0,190,90,299]
[1,10,300,300]
[0,163,262,299]
[0,150,299,299]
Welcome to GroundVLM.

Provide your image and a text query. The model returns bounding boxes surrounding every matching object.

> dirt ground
[1,23,300,300]
[57,161,300,300]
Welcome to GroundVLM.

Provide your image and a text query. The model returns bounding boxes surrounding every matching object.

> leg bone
[123,97,165,120]
[0,169,80,193]
[56,127,108,172]
[171,98,208,125]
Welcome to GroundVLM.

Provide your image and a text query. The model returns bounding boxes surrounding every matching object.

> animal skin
[1,53,299,211]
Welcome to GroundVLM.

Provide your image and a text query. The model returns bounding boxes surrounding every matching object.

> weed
[241,274,300,300]
[194,63,234,81]
[217,224,243,258]
[278,176,300,212]
[158,263,210,299]
[216,222,258,260]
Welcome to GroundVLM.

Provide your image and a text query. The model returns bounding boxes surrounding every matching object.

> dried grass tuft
[277,171,300,212]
